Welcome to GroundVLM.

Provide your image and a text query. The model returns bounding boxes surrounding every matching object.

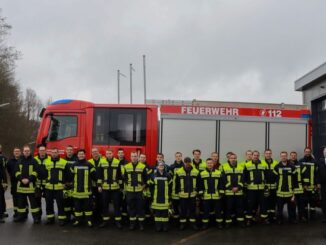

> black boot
[115,221,123,229]
[192,223,199,231]
[202,223,208,230]
[217,223,223,229]
[129,221,136,231]
[179,223,185,230]
[239,221,246,228]
[87,221,93,228]
[155,222,161,232]
[45,218,55,225]
[99,221,109,228]
[73,220,81,227]
[58,220,66,226]
[14,215,23,223]
[246,219,252,227]
[139,221,145,231]
[34,217,41,224]
[162,222,168,232]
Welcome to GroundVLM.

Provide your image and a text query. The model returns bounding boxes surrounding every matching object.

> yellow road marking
[170,229,211,245]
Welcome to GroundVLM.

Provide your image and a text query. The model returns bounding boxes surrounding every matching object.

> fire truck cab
[36,99,158,164]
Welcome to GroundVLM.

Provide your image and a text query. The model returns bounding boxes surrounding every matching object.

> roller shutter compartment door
[269,122,306,159]
[219,121,266,162]
[161,119,216,165]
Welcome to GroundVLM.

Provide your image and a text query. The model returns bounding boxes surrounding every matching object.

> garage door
[312,97,326,160]
[219,121,266,162]
[161,119,216,164]
[269,122,307,159]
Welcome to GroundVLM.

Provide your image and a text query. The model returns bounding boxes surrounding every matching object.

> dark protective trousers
[74,197,93,222]
[92,187,102,220]
[302,190,317,219]
[179,197,196,223]
[266,189,277,219]
[45,189,66,221]
[225,195,244,224]
[63,191,74,220]
[11,182,22,215]
[126,192,145,223]
[35,185,45,216]
[321,184,326,219]
[171,199,180,219]
[102,190,122,222]
[246,190,267,220]
[154,209,169,229]
[202,199,223,224]
[276,197,296,222]
[0,186,5,216]
[294,194,305,219]
[17,193,40,219]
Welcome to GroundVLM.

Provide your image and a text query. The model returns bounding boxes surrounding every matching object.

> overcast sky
[2,0,326,105]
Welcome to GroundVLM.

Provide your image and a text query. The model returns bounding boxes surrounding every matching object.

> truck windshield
[93,108,146,146]
[48,115,78,141]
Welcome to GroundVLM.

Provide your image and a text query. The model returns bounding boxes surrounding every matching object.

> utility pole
[143,55,147,104]
[117,70,126,104]
[130,63,135,104]
[117,70,120,104]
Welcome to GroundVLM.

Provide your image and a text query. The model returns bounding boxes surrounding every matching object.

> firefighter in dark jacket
[43,148,70,226]
[316,147,326,223]
[140,153,154,223]
[34,145,50,216]
[123,152,148,231]
[199,158,224,229]
[244,150,268,226]
[175,157,200,231]
[299,147,317,220]
[148,161,172,232]
[274,151,296,224]
[63,145,77,222]
[97,149,123,229]
[117,148,128,220]
[169,152,184,222]
[261,149,278,222]
[6,147,22,218]
[14,145,41,223]
[289,151,306,222]
[222,153,246,228]
[88,147,103,221]
[71,149,97,228]
[0,145,8,223]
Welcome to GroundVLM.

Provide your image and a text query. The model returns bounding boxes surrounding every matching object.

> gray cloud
[2,0,326,105]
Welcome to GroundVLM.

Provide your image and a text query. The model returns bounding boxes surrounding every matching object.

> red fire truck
[35,99,311,165]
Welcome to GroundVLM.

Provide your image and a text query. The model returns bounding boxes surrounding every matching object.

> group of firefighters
[1,143,326,232]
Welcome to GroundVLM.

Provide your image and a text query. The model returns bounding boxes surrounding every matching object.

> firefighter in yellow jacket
[199,158,224,229]
[34,145,50,216]
[123,152,148,231]
[43,148,69,226]
[175,157,200,230]
[222,153,245,228]
[97,149,123,229]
